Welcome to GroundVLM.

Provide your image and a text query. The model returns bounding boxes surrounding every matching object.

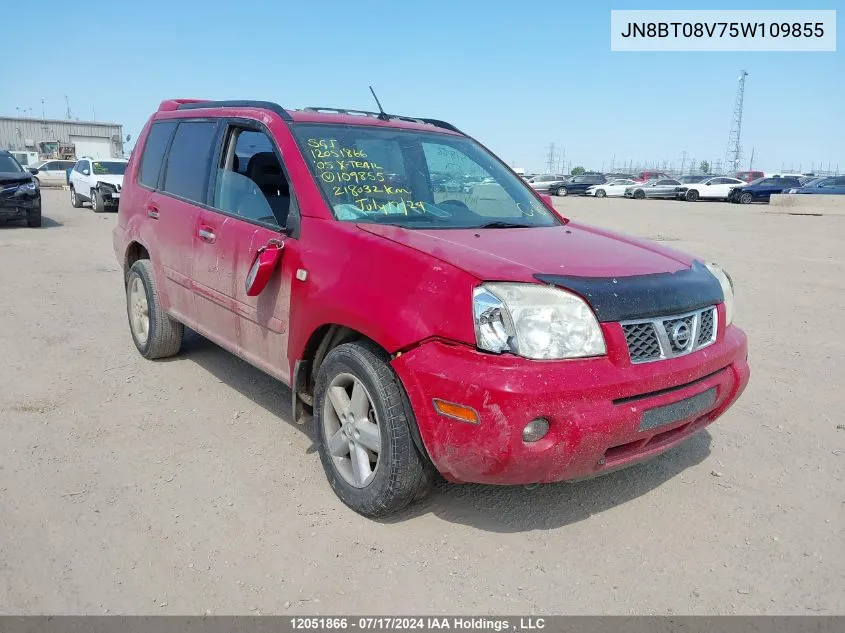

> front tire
[556,187,568,197]
[91,189,103,213]
[27,206,42,228]
[595,189,606,198]
[739,192,753,204]
[633,189,645,199]
[70,187,82,208]
[685,189,699,202]
[126,259,184,359]
[313,341,432,517]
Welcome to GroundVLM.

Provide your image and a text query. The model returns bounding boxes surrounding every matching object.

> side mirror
[83,169,90,176]
[28,168,38,175]
[245,241,284,296]
[705,181,711,185]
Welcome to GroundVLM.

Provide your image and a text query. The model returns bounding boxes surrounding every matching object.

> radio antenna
[369,86,390,121]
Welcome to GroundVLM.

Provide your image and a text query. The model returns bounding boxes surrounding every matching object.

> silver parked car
[528,174,569,193]
[624,178,683,199]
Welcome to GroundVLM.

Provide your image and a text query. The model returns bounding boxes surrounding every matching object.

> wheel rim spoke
[350,379,370,421]
[328,385,352,418]
[328,427,349,457]
[355,419,381,453]
[350,441,373,486]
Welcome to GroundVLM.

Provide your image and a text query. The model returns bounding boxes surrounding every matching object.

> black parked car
[727,176,803,204]
[0,151,41,227]
[556,173,606,196]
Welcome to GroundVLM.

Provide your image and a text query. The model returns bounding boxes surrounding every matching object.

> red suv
[114,99,750,516]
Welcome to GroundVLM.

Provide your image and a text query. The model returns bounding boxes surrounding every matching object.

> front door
[191,123,297,382]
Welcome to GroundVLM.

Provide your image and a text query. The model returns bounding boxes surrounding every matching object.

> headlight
[705,262,735,325]
[17,181,38,193]
[472,283,606,360]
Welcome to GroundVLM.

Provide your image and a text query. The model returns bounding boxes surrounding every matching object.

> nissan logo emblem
[670,322,692,348]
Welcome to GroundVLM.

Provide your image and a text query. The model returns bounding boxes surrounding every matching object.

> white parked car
[29,160,76,187]
[675,176,746,201]
[585,178,636,198]
[69,157,128,212]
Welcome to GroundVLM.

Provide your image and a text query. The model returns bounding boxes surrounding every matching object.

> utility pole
[41,98,46,120]
[65,95,72,120]
[724,70,748,174]
[748,147,755,171]
[680,151,688,174]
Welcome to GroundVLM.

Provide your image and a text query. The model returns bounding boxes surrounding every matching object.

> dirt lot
[1,189,843,615]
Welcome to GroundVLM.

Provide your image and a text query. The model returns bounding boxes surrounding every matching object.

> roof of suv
[156,99,464,136]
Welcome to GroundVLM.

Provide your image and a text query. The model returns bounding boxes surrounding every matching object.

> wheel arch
[291,323,431,460]
[123,241,150,284]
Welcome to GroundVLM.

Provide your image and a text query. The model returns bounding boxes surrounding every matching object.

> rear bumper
[392,318,749,485]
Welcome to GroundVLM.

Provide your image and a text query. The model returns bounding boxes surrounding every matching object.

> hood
[0,171,34,186]
[357,222,693,283]
[94,174,124,187]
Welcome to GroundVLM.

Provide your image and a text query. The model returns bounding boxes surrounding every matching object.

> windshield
[0,154,24,173]
[678,175,707,183]
[92,161,127,175]
[292,124,560,229]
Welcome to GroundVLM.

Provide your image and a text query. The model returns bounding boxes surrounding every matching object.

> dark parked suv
[557,173,606,196]
[0,150,41,227]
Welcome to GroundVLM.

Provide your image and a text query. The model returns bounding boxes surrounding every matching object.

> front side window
[211,127,290,227]
[92,161,127,176]
[162,121,218,203]
[0,154,23,172]
[292,124,558,229]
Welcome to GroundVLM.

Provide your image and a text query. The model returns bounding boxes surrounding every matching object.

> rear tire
[685,189,699,202]
[91,189,103,213]
[126,259,184,360]
[70,187,82,208]
[595,189,606,198]
[313,341,433,517]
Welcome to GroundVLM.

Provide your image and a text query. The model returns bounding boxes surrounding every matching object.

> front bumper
[392,313,749,485]
[0,190,40,218]
[98,188,121,205]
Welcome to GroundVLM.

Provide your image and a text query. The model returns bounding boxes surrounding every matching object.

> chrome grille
[697,308,715,345]
[621,322,662,362]
[622,306,718,364]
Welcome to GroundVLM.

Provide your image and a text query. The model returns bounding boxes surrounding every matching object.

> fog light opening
[522,418,549,443]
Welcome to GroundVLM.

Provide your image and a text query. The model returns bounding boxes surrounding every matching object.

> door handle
[198,227,216,242]
[146,205,159,219]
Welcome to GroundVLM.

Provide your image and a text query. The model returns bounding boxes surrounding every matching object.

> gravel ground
[1,189,843,615]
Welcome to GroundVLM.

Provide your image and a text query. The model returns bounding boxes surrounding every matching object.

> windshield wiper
[477,221,534,229]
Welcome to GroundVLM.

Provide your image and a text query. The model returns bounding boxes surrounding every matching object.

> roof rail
[301,107,463,135]
[174,100,293,121]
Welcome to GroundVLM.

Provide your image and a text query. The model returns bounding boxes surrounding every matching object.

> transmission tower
[545,143,558,174]
[724,70,748,173]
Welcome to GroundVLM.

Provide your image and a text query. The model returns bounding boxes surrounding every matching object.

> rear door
[141,118,216,325]
[192,121,298,382]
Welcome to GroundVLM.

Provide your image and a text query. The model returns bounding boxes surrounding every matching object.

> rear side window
[139,121,177,188]
[162,121,219,203]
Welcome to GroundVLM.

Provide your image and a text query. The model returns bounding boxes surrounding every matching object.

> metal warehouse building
[0,116,125,162]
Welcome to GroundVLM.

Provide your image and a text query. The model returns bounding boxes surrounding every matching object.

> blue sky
[4,0,842,173]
